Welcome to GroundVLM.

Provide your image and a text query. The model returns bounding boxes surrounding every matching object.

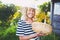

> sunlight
[1,0,50,6]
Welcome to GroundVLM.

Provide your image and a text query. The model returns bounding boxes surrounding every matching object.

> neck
[26,18,33,22]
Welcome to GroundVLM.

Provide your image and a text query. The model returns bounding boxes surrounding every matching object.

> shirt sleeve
[16,20,24,36]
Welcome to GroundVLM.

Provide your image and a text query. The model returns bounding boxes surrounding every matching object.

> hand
[37,31,46,36]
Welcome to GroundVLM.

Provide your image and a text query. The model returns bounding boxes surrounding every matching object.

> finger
[40,31,43,34]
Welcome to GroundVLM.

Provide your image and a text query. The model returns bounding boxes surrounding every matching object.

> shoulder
[18,20,26,24]
[18,20,23,22]
[18,20,24,23]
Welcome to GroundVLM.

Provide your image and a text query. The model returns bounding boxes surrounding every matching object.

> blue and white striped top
[16,20,39,40]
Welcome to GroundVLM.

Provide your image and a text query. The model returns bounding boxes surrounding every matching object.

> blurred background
[0,0,60,40]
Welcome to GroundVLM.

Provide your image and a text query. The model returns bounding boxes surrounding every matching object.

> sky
[0,0,50,7]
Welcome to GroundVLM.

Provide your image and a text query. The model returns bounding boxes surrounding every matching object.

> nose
[30,11,34,14]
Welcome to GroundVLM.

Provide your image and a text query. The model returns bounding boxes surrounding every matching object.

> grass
[0,22,19,40]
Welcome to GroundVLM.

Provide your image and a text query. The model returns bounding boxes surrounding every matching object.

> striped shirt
[16,20,40,40]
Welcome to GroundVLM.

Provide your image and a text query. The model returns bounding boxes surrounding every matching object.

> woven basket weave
[32,22,52,36]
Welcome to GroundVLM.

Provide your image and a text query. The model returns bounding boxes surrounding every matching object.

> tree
[0,2,17,26]
[38,2,50,15]
[35,2,51,24]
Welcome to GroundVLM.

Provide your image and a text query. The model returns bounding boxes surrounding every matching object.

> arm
[19,33,39,40]
[37,31,46,37]
[19,32,46,40]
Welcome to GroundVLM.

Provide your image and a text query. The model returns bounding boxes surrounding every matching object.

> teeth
[28,14,32,17]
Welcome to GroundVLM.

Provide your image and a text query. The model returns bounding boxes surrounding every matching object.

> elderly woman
[16,7,45,40]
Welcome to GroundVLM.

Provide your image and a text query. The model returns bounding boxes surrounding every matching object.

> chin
[28,17,33,19]
[27,16,34,19]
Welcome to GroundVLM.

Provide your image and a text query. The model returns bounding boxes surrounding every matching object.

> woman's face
[26,8,35,18]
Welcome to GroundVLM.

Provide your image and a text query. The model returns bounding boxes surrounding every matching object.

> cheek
[32,13,35,16]
[26,14,33,18]
[26,12,35,17]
